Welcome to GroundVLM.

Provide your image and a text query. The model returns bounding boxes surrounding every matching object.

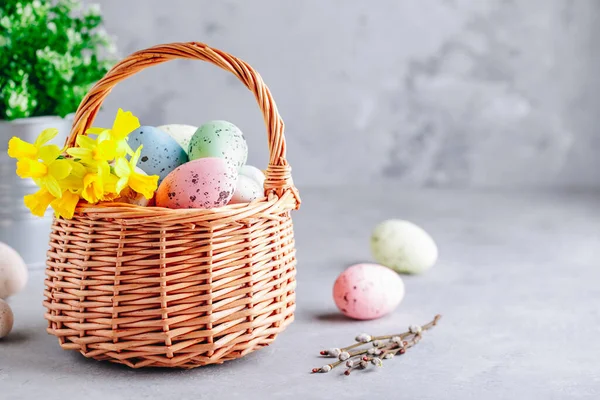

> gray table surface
[1,187,599,400]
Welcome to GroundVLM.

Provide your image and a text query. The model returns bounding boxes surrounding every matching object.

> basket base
[49,315,294,369]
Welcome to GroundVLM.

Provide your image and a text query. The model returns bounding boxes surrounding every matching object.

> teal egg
[188,121,248,170]
[128,126,188,183]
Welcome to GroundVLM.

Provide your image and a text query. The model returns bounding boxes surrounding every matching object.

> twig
[312,314,441,375]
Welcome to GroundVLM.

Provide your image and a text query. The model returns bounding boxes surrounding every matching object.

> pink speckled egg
[333,263,405,320]
[156,158,237,209]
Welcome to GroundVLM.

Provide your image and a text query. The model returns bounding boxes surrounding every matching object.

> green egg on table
[371,219,438,274]
[188,120,248,170]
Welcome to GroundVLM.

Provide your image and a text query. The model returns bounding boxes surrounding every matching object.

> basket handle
[66,42,298,204]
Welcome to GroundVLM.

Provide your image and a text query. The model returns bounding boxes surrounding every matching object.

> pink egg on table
[333,263,405,320]
[155,158,238,209]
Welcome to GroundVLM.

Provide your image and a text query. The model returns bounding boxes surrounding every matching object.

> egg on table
[333,263,405,320]
[229,175,262,204]
[128,126,188,183]
[0,242,28,299]
[156,158,238,209]
[240,165,265,188]
[0,299,13,339]
[157,124,197,153]
[371,219,438,274]
[188,121,248,170]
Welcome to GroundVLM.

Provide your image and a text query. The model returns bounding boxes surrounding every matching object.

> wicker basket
[43,42,301,369]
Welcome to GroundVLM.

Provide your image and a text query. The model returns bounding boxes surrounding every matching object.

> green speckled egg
[188,121,248,170]
[371,219,438,274]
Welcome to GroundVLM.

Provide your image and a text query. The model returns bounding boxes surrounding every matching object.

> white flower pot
[0,115,72,268]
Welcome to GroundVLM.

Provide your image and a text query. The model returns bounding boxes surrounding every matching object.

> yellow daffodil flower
[86,108,139,157]
[10,128,71,198]
[57,160,88,194]
[113,146,159,200]
[18,149,72,199]
[66,134,118,165]
[7,128,60,160]
[23,188,56,217]
[11,109,150,220]
[81,161,118,204]
[50,191,80,220]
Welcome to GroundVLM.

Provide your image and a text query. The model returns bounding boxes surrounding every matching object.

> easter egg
[333,263,404,320]
[240,165,265,188]
[157,124,197,152]
[156,158,238,209]
[0,299,13,338]
[128,126,188,183]
[229,175,262,204]
[188,121,248,170]
[0,242,28,299]
[371,220,438,274]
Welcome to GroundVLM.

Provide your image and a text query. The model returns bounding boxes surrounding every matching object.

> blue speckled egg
[128,126,188,182]
[188,121,248,170]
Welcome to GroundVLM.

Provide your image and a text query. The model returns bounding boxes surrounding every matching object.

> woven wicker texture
[44,42,300,369]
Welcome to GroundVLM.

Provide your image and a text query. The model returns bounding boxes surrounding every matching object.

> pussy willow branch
[312,314,441,375]
[344,334,422,376]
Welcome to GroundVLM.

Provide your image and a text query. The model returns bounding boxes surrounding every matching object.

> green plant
[0,0,116,120]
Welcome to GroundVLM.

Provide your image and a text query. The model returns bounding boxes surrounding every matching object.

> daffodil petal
[96,140,117,161]
[130,145,143,166]
[115,177,128,194]
[16,159,47,178]
[129,173,159,199]
[34,128,59,147]
[69,161,87,178]
[66,147,92,160]
[44,176,63,198]
[48,159,73,180]
[86,127,108,135]
[75,135,97,150]
[113,157,130,178]
[24,189,55,217]
[8,137,38,159]
[51,191,79,220]
[38,145,62,164]
[112,109,140,140]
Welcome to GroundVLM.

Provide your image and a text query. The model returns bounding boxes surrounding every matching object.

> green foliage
[0,0,116,120]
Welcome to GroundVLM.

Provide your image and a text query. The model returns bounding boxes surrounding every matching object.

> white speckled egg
[333,263,404,320]
[188,121,248,170]
[0,299,13,338]
[240,165,265,188]
[371,220,438,274]
[157,124,197,153]
[128,126,188,183]
[0,242,28,299]
[229,175,262,204]
[156,158,238,209]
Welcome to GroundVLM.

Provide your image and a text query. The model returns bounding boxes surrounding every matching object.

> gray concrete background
[89,0,600,188]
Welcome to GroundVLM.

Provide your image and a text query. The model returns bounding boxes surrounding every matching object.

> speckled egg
[156,158,238,209]
[128,126,188,183]
[157,124,197,153]
[229,175,262,204]
[0,242,28,299]
[240,165,265,188]
[333,263,404,320]
[0,299,13,338]
[371,219,438,274]
[188,121,248,170]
